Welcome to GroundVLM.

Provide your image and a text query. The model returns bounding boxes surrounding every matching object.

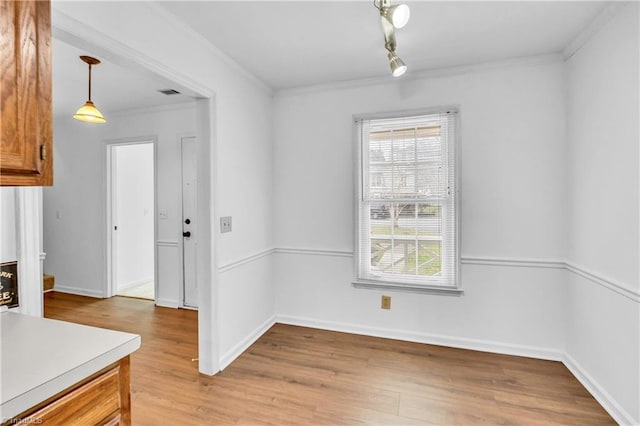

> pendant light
[73,56,106,124]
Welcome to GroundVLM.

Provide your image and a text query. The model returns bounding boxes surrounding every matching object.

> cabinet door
[0,0,52,186]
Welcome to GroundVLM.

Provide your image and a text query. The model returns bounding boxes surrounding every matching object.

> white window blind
[355,110,459,291]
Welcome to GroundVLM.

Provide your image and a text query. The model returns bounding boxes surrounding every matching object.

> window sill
[352,280,464,296]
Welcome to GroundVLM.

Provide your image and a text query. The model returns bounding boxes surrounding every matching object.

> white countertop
[0,311,141,422]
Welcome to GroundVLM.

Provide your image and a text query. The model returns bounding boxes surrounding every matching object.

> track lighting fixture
[374,0,409,77]
[73,56,106,124]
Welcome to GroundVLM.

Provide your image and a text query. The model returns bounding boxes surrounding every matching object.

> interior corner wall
[273,59,568,357]
[565,3,639,423]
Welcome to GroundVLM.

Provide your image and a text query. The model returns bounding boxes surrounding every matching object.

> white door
[181,136,198,308]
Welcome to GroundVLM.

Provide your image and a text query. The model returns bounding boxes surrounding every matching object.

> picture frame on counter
[1,261,19,308]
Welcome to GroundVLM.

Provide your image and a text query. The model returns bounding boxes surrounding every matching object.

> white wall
[114,143,154,290]
[273,58,567,356]
[0,188,17,263]
[565,3,639,423]
[44,105,195,304]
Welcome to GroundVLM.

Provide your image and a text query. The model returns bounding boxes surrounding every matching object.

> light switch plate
[220,216,232,233]
[159,210,168,220]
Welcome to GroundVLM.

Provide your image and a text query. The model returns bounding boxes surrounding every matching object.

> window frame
[352,107,463,296]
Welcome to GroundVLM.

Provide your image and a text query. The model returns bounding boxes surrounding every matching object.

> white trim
[218,248,275,274]
[155,298,180,309]
[563,353,636,426]
[352,280,464,296]
[276,315,563,362]
[566,262,640,303]
[39,252,46,262]
[219,315,277,371]
[276,53,562,98]
[273,248,640,302]
[461,256,565,269]
[274,247,352,258]
[563,2,628,61]
[53,285,105,299]
[15,188,43,317]
[157,240,180,248]
[145,2,272,95]
[116,277,153,292]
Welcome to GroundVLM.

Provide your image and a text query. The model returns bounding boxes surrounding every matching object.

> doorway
[108,141,156,301]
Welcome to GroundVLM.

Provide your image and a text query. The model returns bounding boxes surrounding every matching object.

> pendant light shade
[73,101,106,123]
[73,56,106,124]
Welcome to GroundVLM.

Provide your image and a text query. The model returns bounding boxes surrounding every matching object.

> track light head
[383,3,410,29]
[388,51,407,77]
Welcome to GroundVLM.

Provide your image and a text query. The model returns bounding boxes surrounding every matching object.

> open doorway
[50,14,218,374]
[108,141,156,301]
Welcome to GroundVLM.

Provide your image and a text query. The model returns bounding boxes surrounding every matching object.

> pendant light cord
[88,64,92,102]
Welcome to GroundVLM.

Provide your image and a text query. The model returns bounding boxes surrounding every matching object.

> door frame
[105,137,158,299]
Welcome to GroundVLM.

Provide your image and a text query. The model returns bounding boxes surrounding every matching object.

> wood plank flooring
[44,292,614,425]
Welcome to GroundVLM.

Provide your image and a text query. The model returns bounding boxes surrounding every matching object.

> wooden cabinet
[0,0,53,186]
[5,357,132,426]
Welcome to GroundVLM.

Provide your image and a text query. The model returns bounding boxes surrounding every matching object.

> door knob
[183,231,191,238]
[184,219,191,224]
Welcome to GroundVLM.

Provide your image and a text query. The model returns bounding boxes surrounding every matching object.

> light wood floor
[44,292,614,425]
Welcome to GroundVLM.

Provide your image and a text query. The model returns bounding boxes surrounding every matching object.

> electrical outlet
[220,216,232,233]
[381,295,391,310]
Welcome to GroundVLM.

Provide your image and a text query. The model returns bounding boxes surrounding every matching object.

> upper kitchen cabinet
[1,0,52,186]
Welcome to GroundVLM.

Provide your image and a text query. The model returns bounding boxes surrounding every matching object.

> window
[354,110,460,293]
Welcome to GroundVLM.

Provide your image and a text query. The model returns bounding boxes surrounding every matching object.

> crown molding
[275,53,563,98]
[145,2,273,96]
[51,7,214,100]
[563,2,629,61]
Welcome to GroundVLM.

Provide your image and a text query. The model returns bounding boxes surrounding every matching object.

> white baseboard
[275,315,563,361]
[53,285,105,298]
[219,315,277,371]
[117,277,153,291]
[155,298,180,309]
[563,353,637,426]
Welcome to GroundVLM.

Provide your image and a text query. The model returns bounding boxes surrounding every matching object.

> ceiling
[52,38,194,119]
[52,1,608,117]
[159,1,608,90]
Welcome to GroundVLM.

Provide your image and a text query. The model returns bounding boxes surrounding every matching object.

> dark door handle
[183,231,191,238]
[184,219,191,224]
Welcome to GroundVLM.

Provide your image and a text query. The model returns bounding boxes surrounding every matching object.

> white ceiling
[52,38,194,119]
[52,1,608,116]
[159,1,608,90]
